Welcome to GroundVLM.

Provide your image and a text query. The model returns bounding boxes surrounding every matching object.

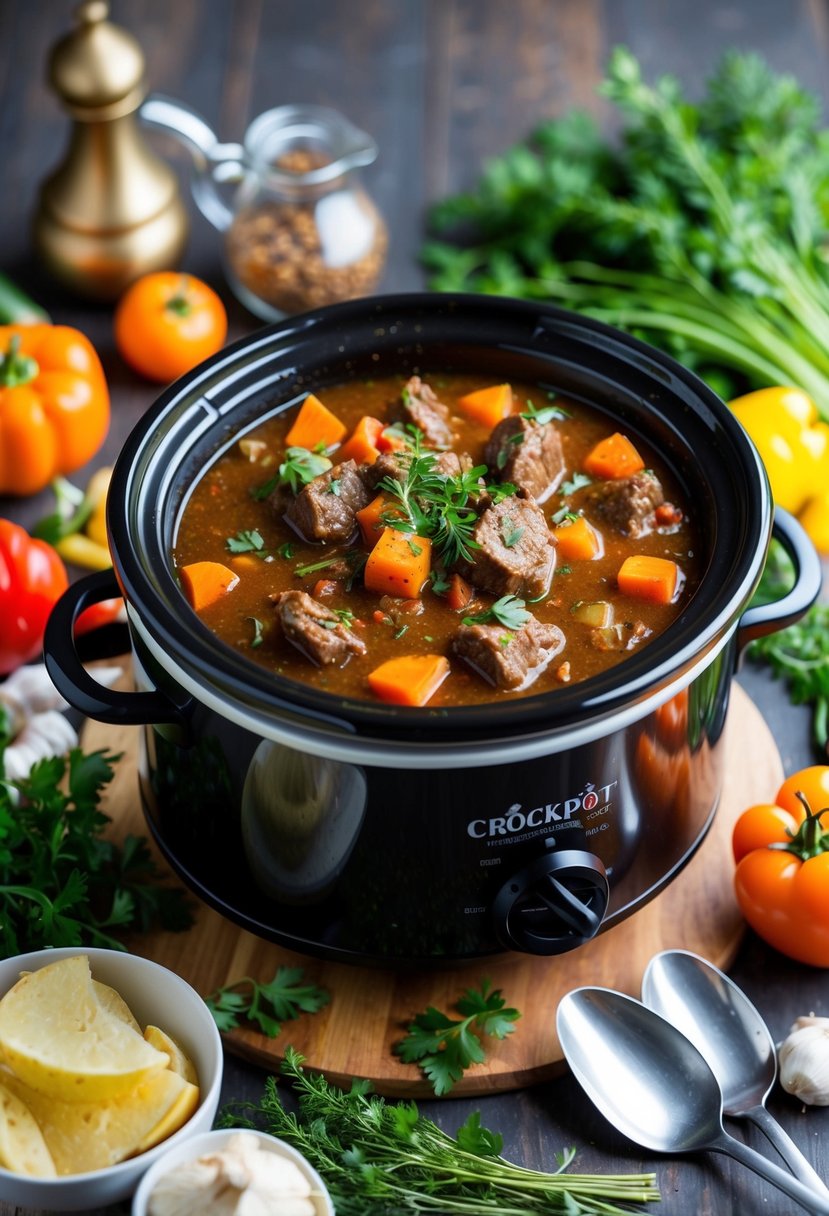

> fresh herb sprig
[464,595,530,631]
[252,446,332,499]
[425,48,829,412]
[395,980,520,1096]
[205,967,330,1038]
[0,738,192,956]
[749,606,829,757]
[220,1048,660,1213]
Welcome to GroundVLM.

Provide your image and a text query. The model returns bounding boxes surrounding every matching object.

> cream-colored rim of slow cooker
[128,606,737,769]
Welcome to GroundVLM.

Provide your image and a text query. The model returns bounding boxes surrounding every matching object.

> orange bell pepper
[0,325,110,497]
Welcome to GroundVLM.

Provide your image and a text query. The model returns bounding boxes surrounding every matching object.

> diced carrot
[356,493,398,549]
[312,578,337,598]
[179,561,239,611]
[284,392,347,450]
[617,555,679,604]
[364,528,432,597]
[655,502,684,526]
[378,425,409,452]
[553,515,601,561]
[337,415,384,465]
[457,383,514,428]
[445,572,473,611]
[583,432,645,480]
[229,554,258,572]
[367,654,450,706]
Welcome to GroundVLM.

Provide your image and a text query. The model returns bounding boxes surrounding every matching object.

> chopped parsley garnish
[246,616,265,648]
[407,539,423,556]
[429,569,451,595]
[226,528,265,553]
[557,563,572,575]
[276,541,296,560]
[500,515,524,548]
[334,608,356,628]
[560,471,593,496]
[522,399,570,424]
[252,446,332,499]
[552,506,581,525]
[498,633,514,648]
[464,595,530,631]
[393,624,409,640]
[328,478,342,496]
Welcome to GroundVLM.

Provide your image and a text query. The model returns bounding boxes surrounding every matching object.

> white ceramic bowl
[0,946,223,1211]
[132,1127,335,1216]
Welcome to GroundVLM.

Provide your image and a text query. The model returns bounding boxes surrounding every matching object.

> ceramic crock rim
[106,291,770,748]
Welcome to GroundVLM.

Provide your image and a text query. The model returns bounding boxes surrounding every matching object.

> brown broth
[172,373,699,706]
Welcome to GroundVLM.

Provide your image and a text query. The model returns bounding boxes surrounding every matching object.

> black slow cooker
[45,294,821,964]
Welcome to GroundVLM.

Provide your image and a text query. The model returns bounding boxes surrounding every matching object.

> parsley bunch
[425,48,829,411]
[749,605,829,757]
[0,735,192,956]
[395,979,520,1096]
[221,1048,660,1213]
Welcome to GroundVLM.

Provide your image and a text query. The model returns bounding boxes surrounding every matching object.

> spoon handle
[744,1105,829,1198]
[713,1129,829,1215]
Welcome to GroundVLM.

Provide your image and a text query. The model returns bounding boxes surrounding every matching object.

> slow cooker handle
[44,570,186,726]
[736,508,823,655]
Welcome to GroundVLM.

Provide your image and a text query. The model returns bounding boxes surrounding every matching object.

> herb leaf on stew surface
[226,528,265,553]
[395,979,520,1095]
[464,595,531,631]
[217,1048,660,1212]
[252,446,332,499]
[205,967,330,1038]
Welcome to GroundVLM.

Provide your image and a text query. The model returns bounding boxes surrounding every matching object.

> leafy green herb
[0,740,192,956]
[464,594,530,631]
[252,446,332,499]
[552,506,581,525]
[276,541,296,560]
[294,549,367,583]
[226,528,265,554]
[424,48,829,413]
[429,568,451,595]
[749,604,829,757]
[220,1049,659,1213]
[206,967,329,1038]
[334,608,356,628]
[247,616,265,648]
[32,477,93,545]
[522,399,569,424]
[328,478,342,496]
[394,980,519,1096]
[498,633,515,648]
[500,515,524,548]
[407,539,423,556]
[393,624,409,640]
[560,472,593,496]
[557,563,572,575]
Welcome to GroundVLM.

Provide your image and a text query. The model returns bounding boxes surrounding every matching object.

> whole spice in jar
[225,149,387,317]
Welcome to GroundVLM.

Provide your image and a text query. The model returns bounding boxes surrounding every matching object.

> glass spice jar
[140,99,387,320]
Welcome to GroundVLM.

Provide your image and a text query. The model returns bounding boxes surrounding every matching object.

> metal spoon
[642,949,828,1197]
[556,987,829,1215]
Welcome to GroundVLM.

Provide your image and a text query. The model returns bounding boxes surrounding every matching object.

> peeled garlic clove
[779,1014,829,1105]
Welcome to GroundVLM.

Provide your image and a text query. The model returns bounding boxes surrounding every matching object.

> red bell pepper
[0,518,68,674]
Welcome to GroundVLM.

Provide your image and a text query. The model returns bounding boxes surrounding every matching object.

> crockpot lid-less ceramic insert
[108,293,770,754]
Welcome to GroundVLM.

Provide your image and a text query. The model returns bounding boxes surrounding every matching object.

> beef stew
[172,373,698,706]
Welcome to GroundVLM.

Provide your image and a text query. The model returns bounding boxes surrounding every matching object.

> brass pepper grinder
[33,0,189,300]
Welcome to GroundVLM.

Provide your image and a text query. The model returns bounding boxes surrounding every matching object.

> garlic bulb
[779,1015,829,1105]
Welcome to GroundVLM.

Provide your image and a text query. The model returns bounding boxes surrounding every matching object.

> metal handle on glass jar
[736,507,822,656]
[44,569,187,726]
[139,93,244,231]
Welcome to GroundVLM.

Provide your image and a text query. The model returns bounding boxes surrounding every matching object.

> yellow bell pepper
[729,387,829,515]
[799,490,829,554]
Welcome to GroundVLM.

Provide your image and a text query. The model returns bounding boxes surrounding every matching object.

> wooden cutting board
[83,679,781,1097]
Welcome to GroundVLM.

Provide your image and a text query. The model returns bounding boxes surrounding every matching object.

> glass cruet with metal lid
[140,97,387,320]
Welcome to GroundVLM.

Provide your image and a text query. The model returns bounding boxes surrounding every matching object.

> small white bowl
[132,1127,335,1216]
[0,946,223,1211]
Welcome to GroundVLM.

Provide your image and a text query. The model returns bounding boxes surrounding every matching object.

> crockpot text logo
[466,781,617,840]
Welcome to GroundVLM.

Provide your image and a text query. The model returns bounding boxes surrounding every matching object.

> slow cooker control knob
[492,849,609,955]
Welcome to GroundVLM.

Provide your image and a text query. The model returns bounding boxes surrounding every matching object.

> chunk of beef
[586,470,664,538]
[453,616,565,690]
[464,496,555,600]
[284,460,370,543]
[433,449,475,478]
[389,375,454,449]
[271,590,366,666]
[485,415,564,503]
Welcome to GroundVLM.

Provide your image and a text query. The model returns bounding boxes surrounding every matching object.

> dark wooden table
[2,2,829,1213]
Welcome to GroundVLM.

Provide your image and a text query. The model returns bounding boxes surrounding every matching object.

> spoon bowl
[642,950,828,1195]
[556,986,829,1215]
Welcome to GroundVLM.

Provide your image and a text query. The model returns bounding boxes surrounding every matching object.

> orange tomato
[114,273,227,383]
[732,765,829,966]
